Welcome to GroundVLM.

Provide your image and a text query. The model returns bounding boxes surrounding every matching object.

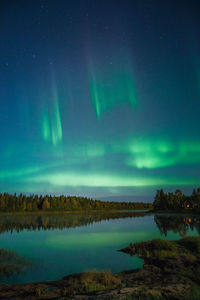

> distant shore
[1,208,200,215]
[0,192,152,213]
[0,208,151,215]
[150,208,200,214]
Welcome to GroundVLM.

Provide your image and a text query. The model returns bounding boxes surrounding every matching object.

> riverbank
[150,209,200,215]
[1,236,200,299]
[0,209,150,215]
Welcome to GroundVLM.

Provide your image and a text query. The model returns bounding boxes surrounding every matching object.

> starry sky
[0,0,200,199]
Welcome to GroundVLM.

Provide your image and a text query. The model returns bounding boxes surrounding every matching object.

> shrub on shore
[64,269,122,294]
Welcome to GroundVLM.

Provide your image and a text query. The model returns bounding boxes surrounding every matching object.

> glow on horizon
[26,171,200,187]
[1,137,200,193]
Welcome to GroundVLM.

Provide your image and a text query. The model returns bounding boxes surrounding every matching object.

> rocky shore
[1,236,200,299]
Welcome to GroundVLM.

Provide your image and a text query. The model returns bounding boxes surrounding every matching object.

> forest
[153,188,200,210]
[0,193,152,212]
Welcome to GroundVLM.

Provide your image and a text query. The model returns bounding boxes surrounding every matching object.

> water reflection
[1,212,200,236]
[1,212,200,283]
[0,211,149,233]
[0,248,32,279]
[155,214,200,237]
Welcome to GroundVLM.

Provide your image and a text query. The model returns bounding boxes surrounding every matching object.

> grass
[184,284,200,300]
[130,238,179,259]
[127,236,200,261]
[65,269,122,294]
[122,284,200,300]
[124,296,164,300]
[178,236,200,255]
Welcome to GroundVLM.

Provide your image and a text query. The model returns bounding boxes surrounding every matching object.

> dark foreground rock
[1,237,200,299]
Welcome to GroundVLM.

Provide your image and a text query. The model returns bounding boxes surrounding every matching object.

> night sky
[0,0,200,199]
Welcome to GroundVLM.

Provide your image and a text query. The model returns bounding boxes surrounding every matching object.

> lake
[0,211,200,284]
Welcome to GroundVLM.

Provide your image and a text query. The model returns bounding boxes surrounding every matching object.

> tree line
[0,193,152,212]
[153,188,200,210]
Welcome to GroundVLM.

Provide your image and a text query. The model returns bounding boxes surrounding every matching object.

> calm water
[0,211,200,284]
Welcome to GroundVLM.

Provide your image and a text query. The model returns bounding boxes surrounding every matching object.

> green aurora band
[89,68,137,118]
[1,136,197,192]
[27,171,200,188]
[114,137,200,169]
[42,99,63,146]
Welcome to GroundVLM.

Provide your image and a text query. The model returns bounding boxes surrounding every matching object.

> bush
[65,270,122,294]
[81,270,122,292]
[150,239,177,251]
[178,237,200,256]
[184,284,200,300]
[35,287,42,296]
[184,253,197,264]
[132,238,178,258]
[154,249,178,259]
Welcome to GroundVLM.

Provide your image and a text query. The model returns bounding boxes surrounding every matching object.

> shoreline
[0,209,151,215]
[1,237,200,299]
[1,208,200,215]
[150,208,200,214]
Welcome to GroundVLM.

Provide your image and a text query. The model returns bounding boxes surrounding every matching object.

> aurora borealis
[42,99,63,146]
[0,0,200,199]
